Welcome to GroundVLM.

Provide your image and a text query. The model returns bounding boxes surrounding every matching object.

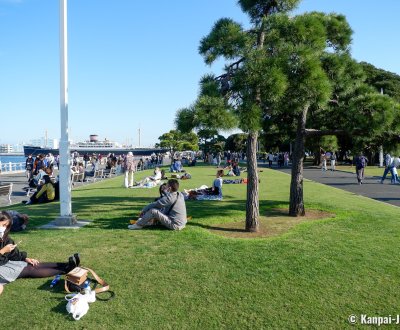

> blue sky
[1,0,399,147]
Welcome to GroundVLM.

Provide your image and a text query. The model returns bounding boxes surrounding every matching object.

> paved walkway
[0,170,112,207]
[0,172,32,207]
[273,165,400,208]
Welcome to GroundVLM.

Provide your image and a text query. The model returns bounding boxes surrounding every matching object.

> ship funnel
[89,135,98,142]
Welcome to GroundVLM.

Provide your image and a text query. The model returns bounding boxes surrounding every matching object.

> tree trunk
[245,131,260,232]
[289,106,309,217]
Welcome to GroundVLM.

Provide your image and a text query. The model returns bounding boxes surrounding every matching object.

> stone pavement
[274,165,400,208]
[0,172,31,207]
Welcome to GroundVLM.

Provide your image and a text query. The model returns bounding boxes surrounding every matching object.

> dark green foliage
[225,133,248,152]
[158,130,199,152]
[175,107,197,133]
[238,0,300,22]
[195,95,237,129]
[199,18,249,65]
[360,61,400,102]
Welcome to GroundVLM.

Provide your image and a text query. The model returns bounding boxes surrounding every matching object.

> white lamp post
[56,0,76,225]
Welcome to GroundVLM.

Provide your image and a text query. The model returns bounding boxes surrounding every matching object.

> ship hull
[23,146,168,157]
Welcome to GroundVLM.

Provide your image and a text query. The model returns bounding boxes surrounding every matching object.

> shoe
[128,224,143,230]
[73,253,80,267]
[67,256,76,272]
[25,200,32,205]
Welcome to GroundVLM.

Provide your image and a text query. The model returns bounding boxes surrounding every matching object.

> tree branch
[304,128,346,137]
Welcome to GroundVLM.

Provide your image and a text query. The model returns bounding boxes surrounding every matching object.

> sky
[1,0,399,147]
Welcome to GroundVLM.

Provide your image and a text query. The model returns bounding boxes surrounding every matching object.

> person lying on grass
[128,179,187,231]
[3,211,29,232]
[184,169,224,200]
[0,211,80,296]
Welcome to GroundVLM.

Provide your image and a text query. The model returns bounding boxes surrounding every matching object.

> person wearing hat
[123,152,136,188]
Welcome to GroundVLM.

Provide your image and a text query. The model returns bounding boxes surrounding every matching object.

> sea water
[0,155,26,164]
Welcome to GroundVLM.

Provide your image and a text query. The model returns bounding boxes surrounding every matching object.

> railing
[0,162,26,174]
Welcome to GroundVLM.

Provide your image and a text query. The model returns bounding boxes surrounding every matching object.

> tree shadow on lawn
[188,201,334,239]
[186,200,289,231]
[20,193,295,233]
[20,195,154,229]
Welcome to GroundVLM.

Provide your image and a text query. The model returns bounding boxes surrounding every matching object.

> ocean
[0,155,26,163]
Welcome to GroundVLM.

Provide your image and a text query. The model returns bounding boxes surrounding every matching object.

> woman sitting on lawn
[25,175,55,205]
[185,170,224,200]
[0,211,80,296]
[134,167,162,187]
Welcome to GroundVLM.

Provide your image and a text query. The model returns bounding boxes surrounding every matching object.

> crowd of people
[5,146,400,297]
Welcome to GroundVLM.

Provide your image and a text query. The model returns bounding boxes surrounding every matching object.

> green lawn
[1,165,400,329]
[335,165,390,178]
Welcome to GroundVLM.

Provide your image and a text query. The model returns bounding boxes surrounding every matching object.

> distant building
[12,143,24,153]
[0,144,13,153]
[29,137,59,149]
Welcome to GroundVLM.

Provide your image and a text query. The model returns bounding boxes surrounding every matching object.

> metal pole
[379,88,384,167]
[56,0,75,225]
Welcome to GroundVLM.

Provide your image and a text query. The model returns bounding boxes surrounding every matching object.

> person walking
[320,149,327,172]
[379,153,395,184]
[268,152,274,168]
[390,156,400,184]
[25,155,34,181]
[330,152,337,171]
[123,152,136,188]
[355,153,368,185]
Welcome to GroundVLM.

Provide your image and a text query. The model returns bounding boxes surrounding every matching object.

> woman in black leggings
[0,211,79,295]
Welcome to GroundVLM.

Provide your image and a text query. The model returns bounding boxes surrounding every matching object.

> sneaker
[25,200,32,205]
[128,224,143,230]
[73,253,80,267]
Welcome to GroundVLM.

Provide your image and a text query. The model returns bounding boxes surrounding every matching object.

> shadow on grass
[187,200,290,232]
[191,204,334,239]
[18,186,291,231]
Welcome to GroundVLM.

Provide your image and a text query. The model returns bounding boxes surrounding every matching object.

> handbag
[65,267,110,294]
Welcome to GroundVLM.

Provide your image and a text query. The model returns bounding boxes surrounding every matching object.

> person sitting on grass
[24,175,55,205]
[128,179,187,230]
[226,166,236,176]
[184,170,224,200]
[134,167,162,187]
[0,211,80,296]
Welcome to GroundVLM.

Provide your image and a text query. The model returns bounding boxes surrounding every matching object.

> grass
[1,165,400,329]
[329,165,390,178]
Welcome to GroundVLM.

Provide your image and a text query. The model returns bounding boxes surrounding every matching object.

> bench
[0,183,13,204]
[22,186,36,197]
[72,172,85,185]
[103,167,117,178]
[86,169,104,182]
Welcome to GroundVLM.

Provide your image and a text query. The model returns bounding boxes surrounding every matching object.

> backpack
[356,156,366,169]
